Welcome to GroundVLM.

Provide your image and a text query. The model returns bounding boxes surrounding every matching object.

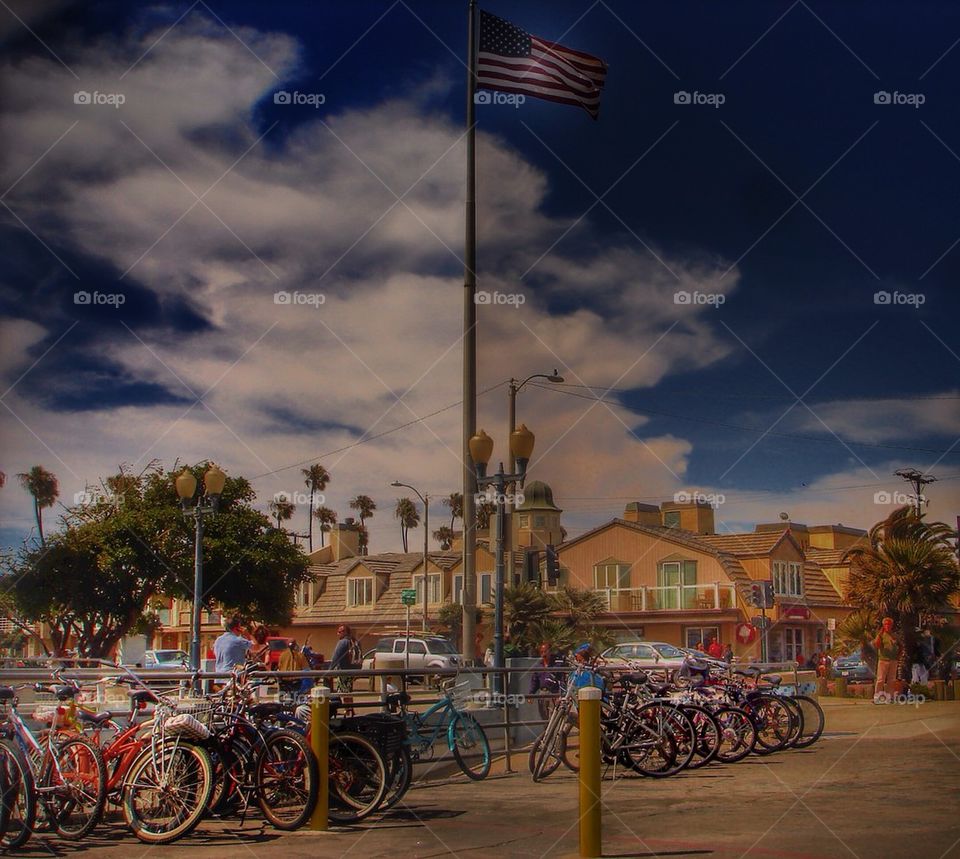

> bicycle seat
[78,710,113,725]
[0,686,14,701]
[53,685,80,701]
[128,689,158,704]
[649,683,672,696]
[249,702,287,718]
[734,667,760,677]
[620,672,649,685]
[762,674,783,686]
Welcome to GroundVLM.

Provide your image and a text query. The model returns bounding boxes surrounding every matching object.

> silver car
[600,641,688,674]
[365,635,462,671]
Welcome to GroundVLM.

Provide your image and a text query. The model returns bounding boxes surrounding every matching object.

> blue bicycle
[396,679,490,781]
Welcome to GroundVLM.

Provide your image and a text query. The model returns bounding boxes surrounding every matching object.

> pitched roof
[805,546,850,566]
[698,531,792,556]
[802,561,844,606]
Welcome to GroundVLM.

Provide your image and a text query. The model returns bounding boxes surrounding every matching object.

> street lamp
[176,464,226,676]
[505,371,563,555]
[391,481,430,631]
[469,424,535,692]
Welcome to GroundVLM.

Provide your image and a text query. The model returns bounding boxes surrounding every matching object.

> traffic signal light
[545,544,559,585]
[750,581,763,608]
[524,549,540,583]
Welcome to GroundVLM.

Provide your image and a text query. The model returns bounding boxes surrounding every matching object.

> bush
[909,683,933,699]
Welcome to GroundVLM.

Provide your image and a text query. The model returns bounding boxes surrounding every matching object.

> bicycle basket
[160,711,211,741]
[445,680,474,709]
[31,704,61,725]
[337,713,407,759]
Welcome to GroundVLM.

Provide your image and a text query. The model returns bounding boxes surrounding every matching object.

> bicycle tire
[713,706,757,763]
[792,695,825,749]
[0,746,8,840]
[256,728,318,830]
[45,736,107,839]
[122,739,214,845]
[0,739,36,849]
[530,705,566,781]
[780,695,805,748]
[380,746,413,811]
[327,732,387,823]
[682,705,721,769]
[449,714,491,781]
[750,695,795,754]
[622,703,693,777]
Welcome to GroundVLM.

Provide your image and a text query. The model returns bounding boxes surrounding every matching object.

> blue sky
[1,0,958,551]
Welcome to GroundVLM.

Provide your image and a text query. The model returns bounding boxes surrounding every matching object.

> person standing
[278,639,310,696]
[873,617,901,703]
[213,616,251,675]
[249,625,270,666]
[330,624,361,692]
[707,637,723,659]
[722,643,733,663]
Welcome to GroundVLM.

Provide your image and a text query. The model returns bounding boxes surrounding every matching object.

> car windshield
[653,644,685,659]
[426,638,458,654]
[154,650,186,663]
[269,640,289,650]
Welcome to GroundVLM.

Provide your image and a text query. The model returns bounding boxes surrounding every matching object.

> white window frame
[685,626,720,649]
[347,577,374,607]
[413,573,442,604]
[773,561,803,597]
[453,574,463,605]
[783,627,803,660]
[594,562,631,590]
[479,573,493,605]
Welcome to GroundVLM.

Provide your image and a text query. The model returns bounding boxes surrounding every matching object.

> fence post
[502,674,514,774]
[578,686,602,858]
[309,685,329,831]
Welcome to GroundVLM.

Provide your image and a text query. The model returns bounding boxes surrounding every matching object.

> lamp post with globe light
[175,464,227,676]
[469,425,535,693]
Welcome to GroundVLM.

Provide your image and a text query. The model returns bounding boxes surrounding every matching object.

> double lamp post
[175,464,227,673]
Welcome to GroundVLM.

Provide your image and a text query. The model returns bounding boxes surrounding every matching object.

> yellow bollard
[578,686,602,858]
[309,685,329,830]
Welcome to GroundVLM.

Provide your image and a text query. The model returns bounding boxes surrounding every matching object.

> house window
[296,582,311,608]
[685,626,719,649]
[347,578,374,606]
[519,514,529,527]
[663,511,681,528]
[656,560,697,609]
[773,561,803,597]
[414,574,442,604]
[534,515,545,527]
[593,561,631,590]
[783,627,804,660]
[453,574,463,604]
[480,573,493,605]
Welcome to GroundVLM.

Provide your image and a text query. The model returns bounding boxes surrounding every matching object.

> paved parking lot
[13,699,960,858]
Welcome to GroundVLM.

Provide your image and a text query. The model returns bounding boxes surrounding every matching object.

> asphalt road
[12,699,960,858]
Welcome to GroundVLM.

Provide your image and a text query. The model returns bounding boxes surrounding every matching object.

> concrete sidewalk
[13,700,960,858]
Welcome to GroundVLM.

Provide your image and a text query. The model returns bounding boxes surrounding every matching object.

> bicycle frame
[404,695,459,756]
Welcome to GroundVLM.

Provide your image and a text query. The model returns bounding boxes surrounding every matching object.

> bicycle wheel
[750,695,795,754]
[683,705,721,769]
[623,703,693,777]
[780,696,805,748]
[0,739,36,849]
[45,737,107,839]
[713,706,757,763]
[380,746,413,811]
[0,747,8,840]
[327,733,387,823]
[122,740,214,845]
[529,705,566,781]
[256,728,318,830]
[449,714,491,781]
[792,695,825,749]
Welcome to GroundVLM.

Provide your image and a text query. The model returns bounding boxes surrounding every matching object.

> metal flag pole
[461,0,479,663]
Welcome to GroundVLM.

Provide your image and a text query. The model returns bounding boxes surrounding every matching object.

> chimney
[623,502,661,527]
[331,519,360,561]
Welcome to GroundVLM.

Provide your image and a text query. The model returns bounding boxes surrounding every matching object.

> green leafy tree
[394,497,420,552]
[844,506,959,676]
[17,465,59,545]
[836,608,879,671]
[476,500,495,531]
[349,495,377,554]
[503,583,554,654]
[433,525,455,550]
[301,464,331,552]
[443,492,463,531]
[313,506,338,547]
[437,603,483,644]
[6,463,309,658]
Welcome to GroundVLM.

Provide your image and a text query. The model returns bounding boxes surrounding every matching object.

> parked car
[600,641,688,674]
[143,649,188,669]
[832,649,875,682]
[362,635,463,672]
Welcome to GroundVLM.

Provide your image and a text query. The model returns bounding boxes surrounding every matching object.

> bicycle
[0,679,107,849]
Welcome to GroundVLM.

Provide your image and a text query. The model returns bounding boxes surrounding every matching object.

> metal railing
[594,582,738,611]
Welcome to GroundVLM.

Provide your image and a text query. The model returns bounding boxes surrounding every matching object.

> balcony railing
[595,583,737,612]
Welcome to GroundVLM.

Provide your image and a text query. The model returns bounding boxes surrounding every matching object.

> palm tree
[313,506,338,547]
[844,506,959,676]
[476,500,495,531]
[269,496,296,531]
[349,495,376,554]
[443,492,463,531]
[394,497,420,552]
[17,465,59,545]
[433,525,455,550]
[301,464,331,552]
[836,608,879,671]
[549,586,607,628]
[503,583,553,654]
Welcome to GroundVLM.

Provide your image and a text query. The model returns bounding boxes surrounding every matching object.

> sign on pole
[401,588,417,606]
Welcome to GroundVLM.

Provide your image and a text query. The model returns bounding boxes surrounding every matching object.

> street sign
[751,615,771,630]
[401,588,417,606]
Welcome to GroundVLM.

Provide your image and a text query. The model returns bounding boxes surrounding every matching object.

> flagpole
[461,0,479,662]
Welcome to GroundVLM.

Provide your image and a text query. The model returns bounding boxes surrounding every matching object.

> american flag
[476,10,608,118]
